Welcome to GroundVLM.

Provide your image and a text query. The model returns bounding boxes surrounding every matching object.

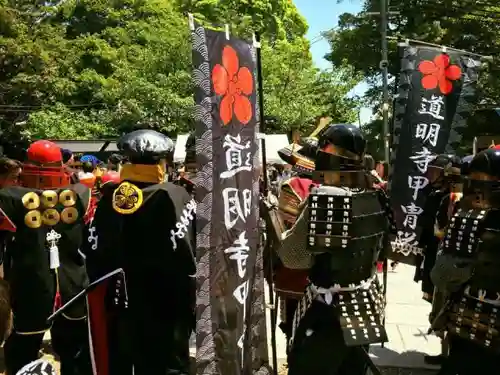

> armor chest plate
[442,208,487,257]
[306,186,386,253]
[306,186,387,286]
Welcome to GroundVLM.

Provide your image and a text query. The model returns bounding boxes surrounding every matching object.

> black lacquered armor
[441,208,486,258]
[433,199,500,352]
[306,185,387,286]
[300,184,389,346]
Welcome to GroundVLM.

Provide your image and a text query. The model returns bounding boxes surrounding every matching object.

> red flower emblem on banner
[212,46,253,125]
[418,54,462,95]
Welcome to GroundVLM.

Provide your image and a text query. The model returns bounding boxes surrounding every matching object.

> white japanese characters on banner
[221,134,255,361]
[393,94,445,254]
[390,45,482,264]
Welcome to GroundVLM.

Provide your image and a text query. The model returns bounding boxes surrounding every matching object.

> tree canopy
[327,0,500,159]
[0,0,361,149]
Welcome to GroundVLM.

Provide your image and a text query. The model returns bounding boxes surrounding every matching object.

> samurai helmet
[315,123,366,171]
[21,140,70,189]
[278,118,331,176]
[468,148,500,181]
[426,154,462,186]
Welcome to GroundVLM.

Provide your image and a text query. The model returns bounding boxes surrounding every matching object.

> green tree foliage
[0,0,193,142]
[176,0,308,41]
[262,38,361,133]
[0,0,361,144]
[327,0,500,156]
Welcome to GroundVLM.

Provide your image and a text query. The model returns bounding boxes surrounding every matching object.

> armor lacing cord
[288,275,378,348]
[310,275,377,305]
[465,286,500,306]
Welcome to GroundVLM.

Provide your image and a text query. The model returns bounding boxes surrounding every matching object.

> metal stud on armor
[279,124,395,375]
[430,147,500,374]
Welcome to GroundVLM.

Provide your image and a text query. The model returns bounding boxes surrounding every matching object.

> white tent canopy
[173,133,289,165]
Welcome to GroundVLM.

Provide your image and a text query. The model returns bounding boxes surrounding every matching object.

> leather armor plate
[306,186,386,252]
[447,292,500,353]
[442,208,486,258]
[337,278,387,346]
[306,185,387,285]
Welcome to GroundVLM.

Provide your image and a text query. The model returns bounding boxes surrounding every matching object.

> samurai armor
[446,290,500,353]
[290,278,387,348]
[336,279,387,346]
[278,177,315,226]
[431,197,500,353]
[275,177,315,298]
[306,186,387,286]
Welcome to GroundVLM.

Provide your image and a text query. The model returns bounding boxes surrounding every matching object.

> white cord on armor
[310,275,377,305]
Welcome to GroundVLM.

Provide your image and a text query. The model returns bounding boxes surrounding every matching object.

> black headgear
[316,124,366,171]
[118,130,174,165]
[468,148,500,180]
[277,136,319,176]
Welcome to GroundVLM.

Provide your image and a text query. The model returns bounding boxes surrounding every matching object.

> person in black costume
[414,155,462,365]
[429,147,500,375]
[0,140,92,375]
[276,124,396,375]
[414,155,462,303]
[83,130,196,375]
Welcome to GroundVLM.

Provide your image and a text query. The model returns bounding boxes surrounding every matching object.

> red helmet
[21,140,69,189]
[101,171,120,186]
[27,140,62,165]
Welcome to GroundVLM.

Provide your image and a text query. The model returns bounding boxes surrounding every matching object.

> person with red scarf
[0,140,92,375]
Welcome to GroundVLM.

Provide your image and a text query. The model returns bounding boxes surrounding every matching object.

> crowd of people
[0,123,498,375]
[260,123,499,375]
[0,130,196,375]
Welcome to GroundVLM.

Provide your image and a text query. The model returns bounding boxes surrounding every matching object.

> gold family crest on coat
[22,190,79,228]
[112,182,143,214]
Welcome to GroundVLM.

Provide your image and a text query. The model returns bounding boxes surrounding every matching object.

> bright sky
[293,0,373,124]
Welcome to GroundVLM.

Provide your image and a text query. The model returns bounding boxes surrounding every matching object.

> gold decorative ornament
[24,210,42,229]
[42,208,60,226]
[59,190,77,207]
[61,207,78,224]
[41,191,58,208]
[112,182,143,215]
[22,192,40,210]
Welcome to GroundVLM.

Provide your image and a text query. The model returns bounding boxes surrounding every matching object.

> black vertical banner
[191,20,270,375]
[389,44,481,262]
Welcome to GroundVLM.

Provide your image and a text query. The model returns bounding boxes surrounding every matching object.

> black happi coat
[82,180,196,370]
[0,185,90,332]
[84,179,196,285]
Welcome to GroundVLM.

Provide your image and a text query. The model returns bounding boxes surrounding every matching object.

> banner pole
[255,33,279,375]
[380,0,390,164]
